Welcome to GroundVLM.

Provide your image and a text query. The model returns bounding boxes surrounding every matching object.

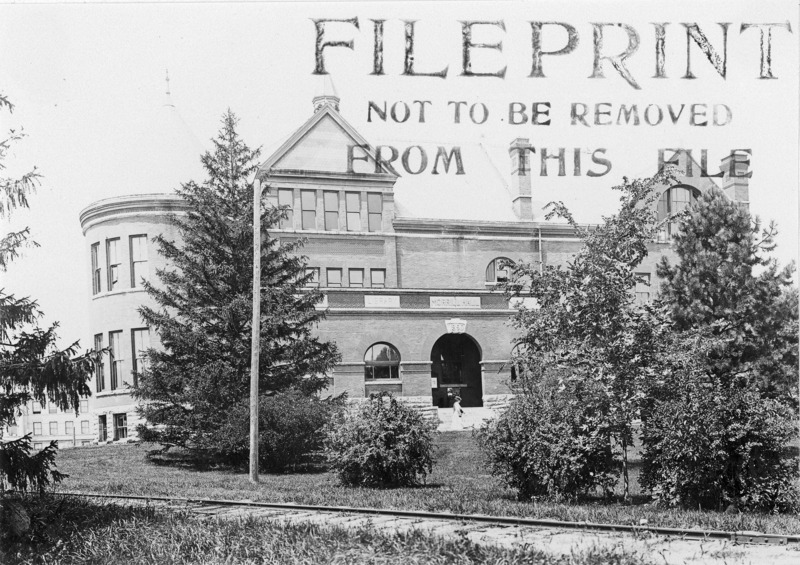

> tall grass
[54,432,800,535]
[2,495,653,565]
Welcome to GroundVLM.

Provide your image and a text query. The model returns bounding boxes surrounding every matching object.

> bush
[255,392,344,472]
[476,376,617,501]
[640,371,800,513]
[324,392,437,487]
[180,390,343,472]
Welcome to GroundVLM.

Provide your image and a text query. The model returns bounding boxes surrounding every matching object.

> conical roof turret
[109,72,205,194]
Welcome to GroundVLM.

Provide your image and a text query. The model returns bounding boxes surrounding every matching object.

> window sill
[92,287,147,300]
[365,379,402,384]
[272,228,385,236]
[95,389,134,398]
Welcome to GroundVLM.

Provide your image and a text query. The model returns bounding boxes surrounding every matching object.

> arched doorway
[430,334,483,408]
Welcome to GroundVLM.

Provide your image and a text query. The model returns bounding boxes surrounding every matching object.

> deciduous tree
[505,170,676,501]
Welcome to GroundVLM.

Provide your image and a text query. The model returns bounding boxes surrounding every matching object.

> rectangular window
[345,192,361,231]
[278,189,294,229]
[370,269,386,288]
[33,422,42,436]
[49,422,58,436]
[323,191,339,231]
[129,235,148,287]
[94,334,105,393]
[65,421,74,435]
[32,401,42,414]
[91,242,101,294]
[98,415,107,442]
[81,420,90,434]
[34,442,43,450]
[348,268,364,288]
[109,330,123,390]
[106,238,121,291]
[131,328,150,387]
[79,399,89,414]
[114,413,128,441]
[326,268,342,287]
[635,273,651,304]
[48,404,57,414]
[304,267,320,287]
[367,193,382,232]
[301,190,316,230]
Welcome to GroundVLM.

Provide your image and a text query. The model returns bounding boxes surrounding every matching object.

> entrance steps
[436,407,496,432]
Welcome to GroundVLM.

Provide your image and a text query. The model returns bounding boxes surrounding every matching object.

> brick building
[68,87,749,442]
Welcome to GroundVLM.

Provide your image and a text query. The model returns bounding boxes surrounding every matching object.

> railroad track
[58,491,799,546]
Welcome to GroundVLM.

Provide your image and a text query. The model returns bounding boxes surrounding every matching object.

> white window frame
[106,238,121,291]
[129,234,148,288]
[109,330,124,390]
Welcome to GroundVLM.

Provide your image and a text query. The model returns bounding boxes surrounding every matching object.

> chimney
[719,149,751,210]
[508,138,533,221]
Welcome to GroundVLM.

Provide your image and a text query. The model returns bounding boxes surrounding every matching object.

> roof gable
[259,105,391,177]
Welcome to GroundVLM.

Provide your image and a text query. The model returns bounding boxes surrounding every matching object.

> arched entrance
[430,334,483,408]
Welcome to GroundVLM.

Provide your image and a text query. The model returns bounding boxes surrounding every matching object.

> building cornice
[264,169,397,191]
[325,308,513,317]
[79,194,189,234]
[391,217,584,239]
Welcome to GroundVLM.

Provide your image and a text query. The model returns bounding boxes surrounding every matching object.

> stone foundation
[345,395,439,425]
[483,394,514,415]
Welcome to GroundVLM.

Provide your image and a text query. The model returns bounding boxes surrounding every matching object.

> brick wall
[396,236,539,289]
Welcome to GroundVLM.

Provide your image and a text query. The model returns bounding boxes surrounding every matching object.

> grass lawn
[55,432,800,536]
[2,495,653,565]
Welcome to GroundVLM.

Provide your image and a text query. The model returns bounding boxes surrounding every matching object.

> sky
[1,0,798,349]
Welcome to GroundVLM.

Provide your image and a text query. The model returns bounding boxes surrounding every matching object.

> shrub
[640,370,800,513]
[185,390,343,472]
[324,392,436,487]
[476,376,617,501]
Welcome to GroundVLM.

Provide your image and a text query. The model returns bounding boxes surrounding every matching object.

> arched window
[657,185,699,240]
[486,258,514,284]
[364,342,400,380]
[509,343,529,382]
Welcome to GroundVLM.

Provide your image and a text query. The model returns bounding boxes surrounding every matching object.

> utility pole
[249,175,262,484]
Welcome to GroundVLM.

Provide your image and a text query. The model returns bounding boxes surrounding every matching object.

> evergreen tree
[657,187,798,399]
[640,187,799,511]
[1,94,95,493]
[134,110,339,458]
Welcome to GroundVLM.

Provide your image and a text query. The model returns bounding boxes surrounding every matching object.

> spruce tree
[657,187,797,399]
[134,110,340,458]
[1,94,96,493]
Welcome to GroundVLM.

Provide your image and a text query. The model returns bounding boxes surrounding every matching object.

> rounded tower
[79,77,202,442]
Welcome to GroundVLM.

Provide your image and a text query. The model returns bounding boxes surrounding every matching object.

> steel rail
[57,491,798,545]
